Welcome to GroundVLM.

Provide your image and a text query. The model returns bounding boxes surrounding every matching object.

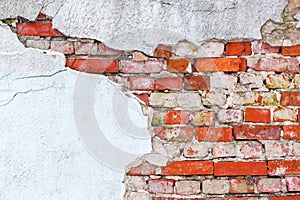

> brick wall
[13,13,300,199]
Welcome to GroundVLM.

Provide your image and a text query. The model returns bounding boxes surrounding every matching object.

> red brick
[196,127,232,142]
[268,196,300,200]
[191,111,215,126]
[184,76,210,90]
[245,108,270,123]
[225,41,252,56]
[253,41,279,54]
[283,125,300,140]
[120,60,163,73]
[214,161,267,176]
[286,177,300,191]
[130,76,155,90]
[257,178,283,193]
[250,58,299,73]
[281,92,300,106]
[156,77,182,90]
[98,43,124,56]
[268,160,300,176]
[51,41,74,54]
[194,58,246,72]
[233,125,281,140]
[127,161,157,175]
[167,59,190,72]
[154,44,172,58]
[282,44,300,56]
[134,93,149,105]
[162,161,213,175]
[154,127,194,142]
[65,58,118,73]
[16,22,63,36]
[36,13,47,20]
[229,178,254,194]
[165,110,189,124]
[148,179,174,194]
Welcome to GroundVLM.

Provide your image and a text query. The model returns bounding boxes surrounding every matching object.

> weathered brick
[268,160,300,176]
[120,60,163,73]
[130,76,155,91]
[66,58,118,73]
[265,141,289,158]
[197,127,232,142]
[162,161,213,175]
[148,179,174,194]
[202,91,227,106]
[154,44,172,58]
[226,41,252,56]
[74,41,99,55]
[156,77,182,91]
[233,125,281,140]
[292,74,300,88]
[132,51,149,61]
[236,141,263,159]
[266,74,290,89]
[163,143,181,158]
[283,125,300,140]
[210,73,237,90]
[274,107,297,122]
[252,41,279,54]
[257,178,283,193]
[126,176,148,191]
[194,58,246,72]
[149,93,201,108]
[16,22,64,36]
[245,108,271,123]
[127,161,157,175]
[151,111,164,126]
[268,196,300,200]
[286,177,300,191]
[164,110,189,124]
[229,178,254,194]
[214,161,267,176]
[175,181,201,195]
[233,92,278,106]
[249,57,299,73]
[98,43,124,56]
[167,59,191,73]
[183,142,209,158]
[191,111,215,126]
[154,127,194,142]
[203,179,229,194]
[282,44,300,56]
[213,143,236,158]
[281,92,300,106]
[26,39,50,50]
[51,41,74,54]
[174,40,199,57]
[293,142,300,157]
[184,75,210,90]
[134,93,149,105]
[126,192,150,200]
[200,41,225,57]
[239,73,264,89]
[217,109,243,123]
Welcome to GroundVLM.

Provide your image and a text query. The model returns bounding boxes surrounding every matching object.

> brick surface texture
[15,14,300,200]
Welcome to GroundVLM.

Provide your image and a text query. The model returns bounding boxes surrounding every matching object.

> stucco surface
[0,23,151,200]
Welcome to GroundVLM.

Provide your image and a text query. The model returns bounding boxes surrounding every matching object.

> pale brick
[232,92,278,106]
[200,41,225,57]
[163,143,180,158]
[252,40,279,54]
[230,178,254,194]
[51,40,74,54]
[265,141,289,158]
[266,74,290,89]
[292,74,300,88]
[217,109,244,123]
[174,40,199,57]
[175,181,201,195]
[202,91,227,107]
[74,41,98,55]
[257,178,283,193]
[125,192,150,200]
[210,73,237,90]
[293,142,300,157]
[239,72,264,89]
[274,107,297,122]
[236,141,263,159]
[148,179,174,194]
[183,142,209,158]
[248,57,299,73]
[286,177,300,191]
[26,39,50,50]
[202,179,229,194]
[213,143,236,158]
[149,93,201,108]
[125,176,148,191]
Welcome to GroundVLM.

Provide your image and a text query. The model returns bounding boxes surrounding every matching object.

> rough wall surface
[1,0,300,200]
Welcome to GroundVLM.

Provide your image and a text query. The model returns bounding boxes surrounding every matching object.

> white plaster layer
[0,23,151,200]
[53,0,287,54]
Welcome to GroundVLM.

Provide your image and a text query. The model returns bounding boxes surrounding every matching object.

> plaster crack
[15,69,67,80]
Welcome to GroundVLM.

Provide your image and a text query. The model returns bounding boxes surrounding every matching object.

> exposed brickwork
[15,14,300,200]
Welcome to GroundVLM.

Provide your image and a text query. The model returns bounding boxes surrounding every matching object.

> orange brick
[268,196,300,200]
[245,108,270,123]
[184,76,210,90]
[65,58,118,73]
[194,58,246,72]
[156,77,182,90]
[268,160,300,176]
[154,44,172,58]
[282,44,300,56]
[167,59,190,72]
[165,110,189,124]
[197,127,232,142]
[16,22,64,36]
[162,161,213,175]
[283,125,300,140]
[281,92,300,106]
[214,161,267,176]
[226,41,252,56]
